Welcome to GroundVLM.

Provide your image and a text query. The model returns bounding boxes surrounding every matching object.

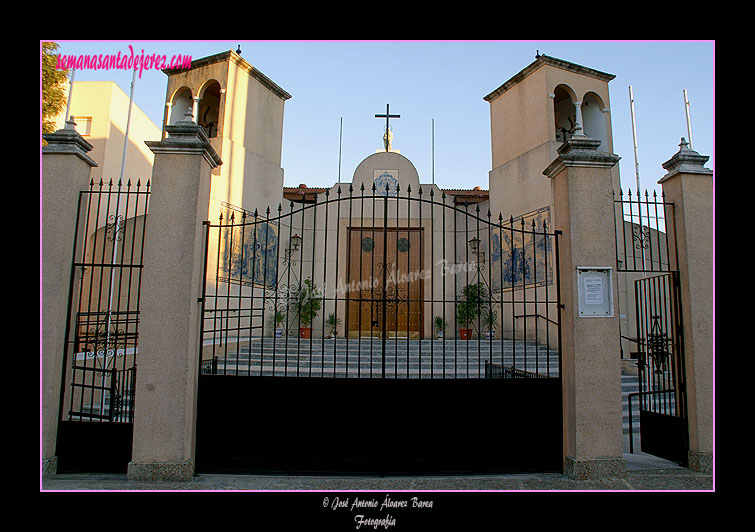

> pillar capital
[659,138,713,182]
[42,117,98,167]
[543,134,620,178]
[146,119,221,168]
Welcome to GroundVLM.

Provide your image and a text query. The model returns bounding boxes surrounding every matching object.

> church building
[55,48,647,351]
[156,49,628,346]
[45,45,713,478]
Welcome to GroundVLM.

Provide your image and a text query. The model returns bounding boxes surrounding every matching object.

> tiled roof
[283,184,489,203]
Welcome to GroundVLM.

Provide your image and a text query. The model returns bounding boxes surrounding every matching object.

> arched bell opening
[582,91,609,150]
[198,80,221,139]
[168,86,193,126]
[553,84,577,143]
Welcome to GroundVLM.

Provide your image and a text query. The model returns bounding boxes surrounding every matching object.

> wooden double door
[347,228,423,338]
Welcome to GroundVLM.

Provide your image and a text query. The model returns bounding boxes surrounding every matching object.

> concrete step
[235,338,555,354]
[622,372,639,434]
[203,360,560,378]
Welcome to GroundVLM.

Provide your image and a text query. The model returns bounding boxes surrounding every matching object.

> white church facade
[156,50,626,347]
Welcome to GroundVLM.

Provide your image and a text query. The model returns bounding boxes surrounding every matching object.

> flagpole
[65,67,76,121]
[628,85,646,270]
[338,117,343,184]
[104,66,137,369]
[431,118,435,185]
[120,66,137,183]
[683,89,694,150]
[628,86,641,196]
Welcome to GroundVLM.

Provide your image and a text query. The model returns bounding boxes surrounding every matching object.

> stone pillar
[659,138,713,473]
[543,134,625,479]
[41,119,98,477]
[126,116,221,481]
[573,100,584,136]
[192,97,200,124]
[162,102,172,139]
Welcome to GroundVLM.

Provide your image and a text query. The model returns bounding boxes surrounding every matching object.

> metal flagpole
[65,68,76,122]
[683,89,694,150]
[120,66,137,184]
[338,117,343,184]
[432,119,435,185]
[628,85,646,270]
[104,66,137,365]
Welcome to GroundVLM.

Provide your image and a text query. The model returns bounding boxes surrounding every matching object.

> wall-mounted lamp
[468,236,484,264]
[468,237,480,254]
[289,234,302,253]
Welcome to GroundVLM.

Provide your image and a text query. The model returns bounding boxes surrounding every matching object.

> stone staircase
[71,386,135,422]
[202,338,560,378]
[621,367,680,453]
[622,369,641,452]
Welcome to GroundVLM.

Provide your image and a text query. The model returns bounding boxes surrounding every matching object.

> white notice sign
[583,275,604,305]
[577,267,613,317]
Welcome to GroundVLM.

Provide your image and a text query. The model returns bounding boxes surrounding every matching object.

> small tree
[294,279,321,327]
[268,309,286,336]
[41,42,70,142]
[456,282,487,331]
[434,316,448,338]
[325,313,341,337]
[482,306,498,338]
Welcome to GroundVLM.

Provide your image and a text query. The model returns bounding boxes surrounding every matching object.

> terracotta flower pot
[459,328,472,340]
[300,327,312,339]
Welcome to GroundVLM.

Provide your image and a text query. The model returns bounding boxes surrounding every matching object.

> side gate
[634,273,688,466]
[614,189,688,466]
[55,179,150,473]
[195,185,564,475]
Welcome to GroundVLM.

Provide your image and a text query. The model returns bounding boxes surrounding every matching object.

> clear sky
[49,40,715,196]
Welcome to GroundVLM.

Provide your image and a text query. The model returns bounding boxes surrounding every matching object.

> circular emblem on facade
[362,237,375,252]
[374,173,398,197]
[397,237,410,252]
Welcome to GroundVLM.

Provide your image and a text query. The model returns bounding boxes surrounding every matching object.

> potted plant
[268,309,286,338]
[325,312,341,338]
[434,316,448,339]
[482,307,498,340]
[294,279,321,339]
[456,282,487,340]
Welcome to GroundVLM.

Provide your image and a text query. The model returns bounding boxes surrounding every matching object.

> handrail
[514,313,559,327]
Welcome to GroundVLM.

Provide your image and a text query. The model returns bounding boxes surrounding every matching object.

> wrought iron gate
[56,179,150,473]
[196,184,563,474]
[614,189,688,465]
[635,273,688,466]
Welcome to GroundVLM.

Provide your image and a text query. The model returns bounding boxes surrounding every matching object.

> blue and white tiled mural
[219,206,279,288]
[491,206,553,291]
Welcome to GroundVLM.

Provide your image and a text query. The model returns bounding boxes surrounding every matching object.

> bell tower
[162,49,292,218]
[484,54,619,220]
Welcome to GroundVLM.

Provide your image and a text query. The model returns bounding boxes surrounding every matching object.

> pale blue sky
[50,40,715,196]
